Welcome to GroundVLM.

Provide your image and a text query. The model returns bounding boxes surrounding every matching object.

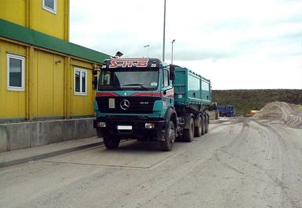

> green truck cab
[94,58,212,151]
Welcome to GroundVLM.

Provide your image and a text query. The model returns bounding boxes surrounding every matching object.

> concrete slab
[0,137,102,168]
[43,140,186,169]
[0,125,8,152]
[62,120,76,141]
[8,123,31,151]
[76,119,95,139]
[30,123,44,147]
[0,118,97,153]
[44,121,64,144]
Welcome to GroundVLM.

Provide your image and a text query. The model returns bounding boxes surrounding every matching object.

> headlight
[97,122,106,127]
[145,123,155,129]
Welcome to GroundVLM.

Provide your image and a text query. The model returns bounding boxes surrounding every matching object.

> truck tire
[160,121,176,151]
[201,114,206,135]
[194,114,202,137]
[205,114,209,134]
[103,135,120,149]
[183,117,195,142]
[96,128,102,138]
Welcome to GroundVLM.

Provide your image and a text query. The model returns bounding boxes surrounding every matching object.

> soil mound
[254,101,302,128]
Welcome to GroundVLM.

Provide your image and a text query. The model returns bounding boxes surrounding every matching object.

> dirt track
[0,117,302,208]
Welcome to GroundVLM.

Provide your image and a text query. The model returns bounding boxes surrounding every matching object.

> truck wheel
[194,114,202,137]
[103,135,120,149]
[160,121,175,151]
[205,114,209,134]
[96,128,102,138]
[201,114,206,135]
[183,117,194,142]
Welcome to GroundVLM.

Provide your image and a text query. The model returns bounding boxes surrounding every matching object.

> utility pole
[162,0,166,62]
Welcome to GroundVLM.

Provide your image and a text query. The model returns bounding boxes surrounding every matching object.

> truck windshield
[98,68,159,91]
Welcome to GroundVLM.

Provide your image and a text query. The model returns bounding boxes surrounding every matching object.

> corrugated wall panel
[53,55,65,116]
[0,0,68,41]
[30,0,68,40]
[1,39,103,121]
[0,0,26,27]
[35,50,64,118]
[71,67,95,117]
[0,40,27,119]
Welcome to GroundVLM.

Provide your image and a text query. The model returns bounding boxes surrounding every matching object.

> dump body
[174,67,211,106]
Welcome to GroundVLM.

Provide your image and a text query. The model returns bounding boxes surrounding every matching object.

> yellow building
[0,0,109,122]
[0,0,110,152]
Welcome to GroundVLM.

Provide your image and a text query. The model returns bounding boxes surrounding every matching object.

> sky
[70,0,302,90]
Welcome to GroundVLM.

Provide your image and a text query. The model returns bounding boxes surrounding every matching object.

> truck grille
[96,97,160,114]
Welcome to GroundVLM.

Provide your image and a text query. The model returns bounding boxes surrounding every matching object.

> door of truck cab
[161,65,174,107]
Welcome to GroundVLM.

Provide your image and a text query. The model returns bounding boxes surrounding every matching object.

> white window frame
[74,68,88,96]
[7,54,25,91]
[42,0,57,14]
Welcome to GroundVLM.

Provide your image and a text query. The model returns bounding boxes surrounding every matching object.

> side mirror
[92,68,99,90]
[92,76,98,90]
[170,65,176,81]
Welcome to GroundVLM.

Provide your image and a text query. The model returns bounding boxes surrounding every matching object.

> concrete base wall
[207,110,218,120]
[0,118,96,153]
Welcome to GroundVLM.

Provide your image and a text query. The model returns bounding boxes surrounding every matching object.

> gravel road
[0,117,301,208]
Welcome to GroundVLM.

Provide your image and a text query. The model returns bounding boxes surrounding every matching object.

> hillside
[212,89,302,116]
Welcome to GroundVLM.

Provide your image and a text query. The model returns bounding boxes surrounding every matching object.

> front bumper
[94,116,166,141]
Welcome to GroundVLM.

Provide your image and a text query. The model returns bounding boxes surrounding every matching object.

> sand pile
[254,101,302,128]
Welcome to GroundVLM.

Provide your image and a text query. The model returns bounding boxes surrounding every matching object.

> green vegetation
[212,89,302,116]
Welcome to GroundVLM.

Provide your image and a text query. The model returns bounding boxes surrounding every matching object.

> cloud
[70,0,302,89]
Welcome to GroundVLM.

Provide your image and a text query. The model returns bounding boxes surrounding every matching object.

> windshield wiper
[122,83,148,90]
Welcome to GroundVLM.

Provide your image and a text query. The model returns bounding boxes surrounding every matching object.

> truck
[93,58,213,151]
[217,105,235,117]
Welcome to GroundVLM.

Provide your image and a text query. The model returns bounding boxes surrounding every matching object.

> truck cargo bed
[174,67,211,106]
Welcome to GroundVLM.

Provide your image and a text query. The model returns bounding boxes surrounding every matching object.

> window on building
[74,68,87,95]
[7,54,25,91]
[43,0,57,14]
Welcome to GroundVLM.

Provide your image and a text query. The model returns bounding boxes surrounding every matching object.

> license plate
[117,125,132,130]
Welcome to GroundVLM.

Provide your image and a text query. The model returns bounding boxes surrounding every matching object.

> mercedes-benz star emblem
[120,99,130,110]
